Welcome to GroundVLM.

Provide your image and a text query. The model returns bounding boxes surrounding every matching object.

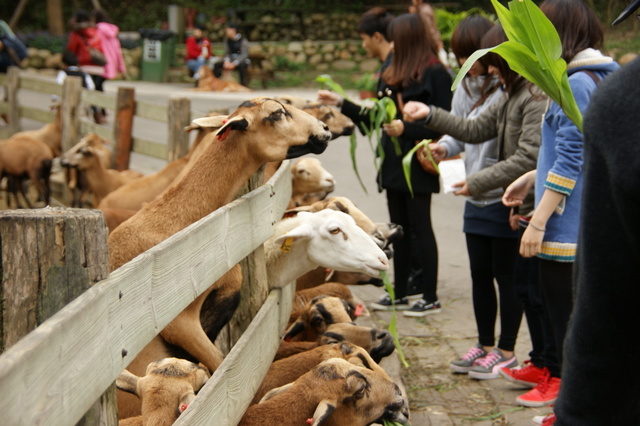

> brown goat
[275,322,396,363]
[116,357,210,426]
[11,100,62,156]
[239,357,409,426]
[288,157,335,209]
[0,135,53,207]
[291,282,361,321]
[284,295,354,342]
[112,98,330,419]
[99,207,138,234]
[251,342,390,405]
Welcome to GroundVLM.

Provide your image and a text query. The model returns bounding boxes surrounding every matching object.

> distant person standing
[185,24,212,80]
[213,22,249,87]
[93,9,126,82]
[66,9,106,124]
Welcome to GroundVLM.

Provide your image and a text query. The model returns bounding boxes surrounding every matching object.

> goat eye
[329,227,341,235]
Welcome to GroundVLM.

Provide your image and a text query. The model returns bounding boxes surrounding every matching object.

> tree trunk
[8,0,29,29]
[47,0,65,36]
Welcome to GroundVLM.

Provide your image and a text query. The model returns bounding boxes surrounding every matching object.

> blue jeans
[187,58,206,75]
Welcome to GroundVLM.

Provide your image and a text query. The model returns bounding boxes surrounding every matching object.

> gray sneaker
[468,348,518,380]
[450,344,488,373]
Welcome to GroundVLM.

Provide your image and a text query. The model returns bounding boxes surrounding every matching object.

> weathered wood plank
[18,105,55,123]
[61,76,82,154]
[135,100,167,122]
[175,285,295,426]
[167,97,190,162]
[113,87,135,170]
[130,136,167,159]
[81,90,117,111]
[19,74,63,96]
[80,119,112,140]
[0,163,291,425]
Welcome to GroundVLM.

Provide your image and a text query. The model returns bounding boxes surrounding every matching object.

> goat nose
[377,330,391,340]
[322,123,329,131]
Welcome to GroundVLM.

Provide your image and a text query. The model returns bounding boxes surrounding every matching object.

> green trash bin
[139,29,175,82]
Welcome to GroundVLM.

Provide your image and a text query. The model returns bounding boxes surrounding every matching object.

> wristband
[528,222,546,232]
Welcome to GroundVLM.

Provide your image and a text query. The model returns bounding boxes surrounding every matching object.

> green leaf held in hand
[451,0,583,132]
[381,271,409,368]
[402,139,437,198]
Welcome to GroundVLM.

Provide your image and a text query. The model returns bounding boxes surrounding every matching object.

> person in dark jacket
[213,22,249,86]
[320,12,453,316]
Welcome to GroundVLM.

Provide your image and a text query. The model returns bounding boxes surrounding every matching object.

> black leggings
[386,190,438,302]
[466,232,523,351]
[538,259,574,376]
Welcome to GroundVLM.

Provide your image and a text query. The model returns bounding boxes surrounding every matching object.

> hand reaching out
[402,101,431,122]
[502,170,537,207]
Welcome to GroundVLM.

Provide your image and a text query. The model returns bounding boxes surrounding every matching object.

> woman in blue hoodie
[501,0,620,420]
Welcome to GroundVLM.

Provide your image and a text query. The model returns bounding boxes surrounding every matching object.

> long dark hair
[540,0,604,63]
[451,15,499,109]
[382,13,439,88]
[479,24,522,96]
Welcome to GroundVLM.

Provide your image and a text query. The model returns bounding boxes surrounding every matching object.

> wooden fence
[0,68,293,425]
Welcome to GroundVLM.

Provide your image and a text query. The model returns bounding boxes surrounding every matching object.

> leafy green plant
[452,0,584,131]
[354,72,377,92]
[402,139,439,198]
[381,271,409,369]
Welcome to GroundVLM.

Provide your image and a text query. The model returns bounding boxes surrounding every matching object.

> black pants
[213,61,248,87]
[386,190,438,302]
[538,259,574,377]
[513,228,560,375]
[466,232,522,351]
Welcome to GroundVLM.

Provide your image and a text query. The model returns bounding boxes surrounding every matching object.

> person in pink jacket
[93,8,126,82]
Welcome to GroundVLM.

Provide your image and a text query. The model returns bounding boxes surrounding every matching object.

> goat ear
[259,382,295,403]
[115,369,140,397]
[193,367,210,390]
[282,320,305,342]
[178,391,197,413]
[310,400,336,426]
[185,115,229,132]
[273,223,314,247]
[215,115,250,141]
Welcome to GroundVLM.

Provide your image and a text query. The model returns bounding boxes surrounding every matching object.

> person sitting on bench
[213,22,249,87]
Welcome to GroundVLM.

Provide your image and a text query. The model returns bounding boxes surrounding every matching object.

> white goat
[264,210,389,289]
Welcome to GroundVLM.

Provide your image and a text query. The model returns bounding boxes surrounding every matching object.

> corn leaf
[381,271,409,368]
[401,139,438,198]
[315,74,350,100]
[451,0,583,131]
[349,133,368,194]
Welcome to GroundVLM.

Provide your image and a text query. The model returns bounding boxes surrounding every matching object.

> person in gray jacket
[403,24,548,379]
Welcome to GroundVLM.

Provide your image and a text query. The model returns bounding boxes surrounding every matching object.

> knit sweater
[535,49,620,262]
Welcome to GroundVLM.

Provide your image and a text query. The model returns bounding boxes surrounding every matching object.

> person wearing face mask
[402,24,547,377]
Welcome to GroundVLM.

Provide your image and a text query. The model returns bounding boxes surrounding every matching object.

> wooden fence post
[214,166,269,353]
[167,97,191,161]
[6,67,21,134]
[113,87,135,170]
[61,75,82,154]
[0,208,117,425]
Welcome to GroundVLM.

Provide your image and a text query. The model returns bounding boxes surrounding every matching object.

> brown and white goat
[239,358,410,426]
[116,357,210,426]
[275,322,396,363]
[0,135,53,207]
[284,295,354,342]
[113,98,331,418]
[251,341,390,405]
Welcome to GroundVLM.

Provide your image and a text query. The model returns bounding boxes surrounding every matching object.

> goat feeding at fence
[116,357,210,426]
[239,357,409,426]
[113,98,331,419]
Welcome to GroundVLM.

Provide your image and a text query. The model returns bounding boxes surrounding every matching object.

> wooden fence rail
[0,162,292,425]
[0,67,293,425]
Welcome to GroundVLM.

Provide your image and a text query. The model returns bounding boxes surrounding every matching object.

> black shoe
[370,294,410,311]
[403,299,442,317]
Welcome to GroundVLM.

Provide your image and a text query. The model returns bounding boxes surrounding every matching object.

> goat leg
[160,265,243,372]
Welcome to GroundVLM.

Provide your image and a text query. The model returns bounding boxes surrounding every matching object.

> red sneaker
[516,371,561,407]
[540,413,556,425]
[500,360,546,388]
